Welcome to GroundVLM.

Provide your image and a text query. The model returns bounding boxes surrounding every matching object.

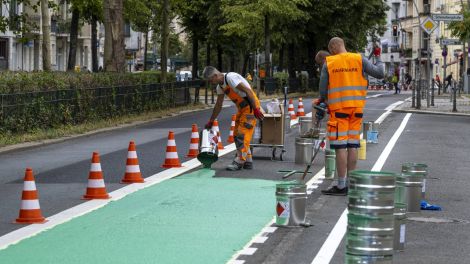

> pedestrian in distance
[317,37,384,196]
[393,69,400,94]
[445,72,453,93]
[405,72,412,90]
[202,66,264,171]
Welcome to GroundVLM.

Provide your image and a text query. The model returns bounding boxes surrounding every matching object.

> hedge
[0,71,176,93]
[0,72,199,134]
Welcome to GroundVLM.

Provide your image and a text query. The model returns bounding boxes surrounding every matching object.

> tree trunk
[287,43,296,78]
[41,0,51,71]
[144,30,149,71]
[242,52,249,76]
[279,44,285,72]
[103,0,126,72]
[230,54,235,71]
[206,42,211,65]
[217,44,223,71]
[161,0,170,81]
[67,8,79,71]
[264,14,271,77]
[192,36,198,79]
[91,15,98,72]
[307,39,315,78]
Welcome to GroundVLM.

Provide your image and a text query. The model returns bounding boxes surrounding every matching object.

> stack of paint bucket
[346,171,397,264]
[394,173,407,251]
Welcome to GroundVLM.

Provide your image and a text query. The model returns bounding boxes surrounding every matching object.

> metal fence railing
[0,80,199,133]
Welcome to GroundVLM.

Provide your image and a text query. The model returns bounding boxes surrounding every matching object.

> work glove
[253,108,264,120]
[373,46,381,57]
[205,120,214,130]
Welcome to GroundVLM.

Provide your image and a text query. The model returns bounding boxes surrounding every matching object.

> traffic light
[392,25,398,37]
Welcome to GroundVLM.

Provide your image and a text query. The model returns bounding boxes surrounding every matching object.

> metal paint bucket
[275,183,307,226]
[402,162,428,199]
[295,137,314,164]
[197,129,218,168]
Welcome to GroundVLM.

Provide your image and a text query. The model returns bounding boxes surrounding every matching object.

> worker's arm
[236,83,260,109]
[362,55,384,79]
[236,83,264,120]
[209,94,225,122]
[318,64,329,101]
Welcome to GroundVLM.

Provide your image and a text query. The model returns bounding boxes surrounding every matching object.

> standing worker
[202,66,264,171]
[316,37,384,195]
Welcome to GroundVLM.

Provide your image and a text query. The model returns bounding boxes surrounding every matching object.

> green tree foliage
[0,0,41,42]
[448,5,470,40]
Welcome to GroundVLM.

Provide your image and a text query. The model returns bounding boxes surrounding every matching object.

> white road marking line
[310,209,348,264]
[227,260,245,264]
[366,93,385,99]
[372,113,412,172]
[310,112,413,264]
[0,144,237,250]
[240,247,258,255]
[262,226,277,233]
[253,236,269,244]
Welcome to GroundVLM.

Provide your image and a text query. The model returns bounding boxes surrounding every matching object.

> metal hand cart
[249,87,288,161]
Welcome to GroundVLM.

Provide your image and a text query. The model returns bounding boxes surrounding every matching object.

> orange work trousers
[233,107,256,163]
[327,107,363,149]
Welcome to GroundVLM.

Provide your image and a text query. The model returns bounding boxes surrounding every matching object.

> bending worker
[202,66,264,171]
[317,37,384,195]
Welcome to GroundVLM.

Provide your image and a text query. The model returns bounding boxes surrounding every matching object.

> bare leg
[335,148,348,179]
[347,148,358,173]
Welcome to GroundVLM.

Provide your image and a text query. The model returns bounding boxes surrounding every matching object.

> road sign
[432,14,464,22]
[441,39,462,45]
[421,17,438,35]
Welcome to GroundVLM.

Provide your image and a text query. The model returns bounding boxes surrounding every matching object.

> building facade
[371,0,464,84]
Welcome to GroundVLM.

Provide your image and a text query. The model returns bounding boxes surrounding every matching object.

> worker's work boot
[321,186,348,196]
[226,161,243,171]
[243,162,253,170]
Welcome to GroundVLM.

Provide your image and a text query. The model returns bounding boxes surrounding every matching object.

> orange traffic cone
[15,168,47,224]
[121,141,145,183]
[212,119,224,150]
[297,98,305,117]
[83,152,110,199]
[288,99,297,120]
[186,124,200,158]
[227,114,236,143]
[162,131,183,168]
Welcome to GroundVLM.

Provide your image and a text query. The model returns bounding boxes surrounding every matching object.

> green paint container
[275,183,307,226]
[325,149,336,179]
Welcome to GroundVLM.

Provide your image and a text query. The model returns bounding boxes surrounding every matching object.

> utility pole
[411,0,422,109]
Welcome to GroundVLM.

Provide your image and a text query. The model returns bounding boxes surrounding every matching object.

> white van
[179,71,192,81]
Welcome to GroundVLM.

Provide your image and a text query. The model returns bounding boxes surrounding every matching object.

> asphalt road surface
[1,91,469,263]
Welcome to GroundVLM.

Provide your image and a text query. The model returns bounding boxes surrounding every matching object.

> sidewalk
[394,92,470,116]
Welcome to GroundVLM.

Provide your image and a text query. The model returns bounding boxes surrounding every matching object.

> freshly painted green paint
[0,169,277,264]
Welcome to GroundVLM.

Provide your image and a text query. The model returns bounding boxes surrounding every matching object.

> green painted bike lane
[0,169,278,264]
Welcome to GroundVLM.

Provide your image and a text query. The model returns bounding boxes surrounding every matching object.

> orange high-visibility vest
[223,73,260,110]
[326,53,368,111]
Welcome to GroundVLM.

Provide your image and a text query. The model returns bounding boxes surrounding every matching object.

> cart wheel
[272,148,277,161]
[280,150,285,161]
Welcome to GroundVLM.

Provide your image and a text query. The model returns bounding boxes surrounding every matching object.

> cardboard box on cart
[261,105,285,145]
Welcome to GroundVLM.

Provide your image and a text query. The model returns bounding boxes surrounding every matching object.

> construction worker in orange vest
[202,66,264,171]
[317,37,384,195]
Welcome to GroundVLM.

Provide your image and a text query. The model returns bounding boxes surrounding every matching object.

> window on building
[0,39,8,59]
